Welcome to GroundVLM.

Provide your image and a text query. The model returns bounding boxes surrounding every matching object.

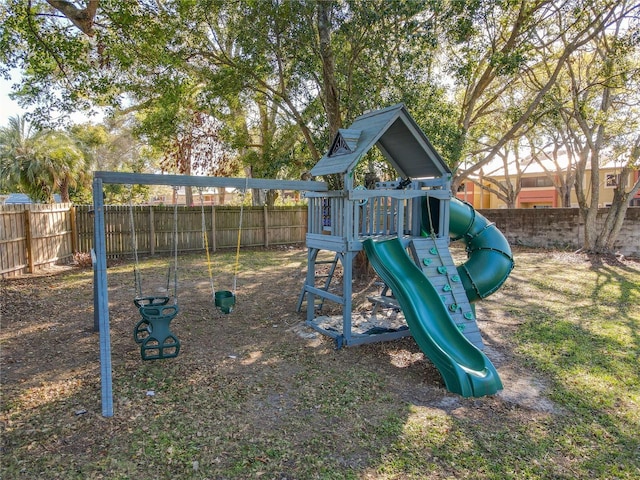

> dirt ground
[4,244,632,477]
[0,244,554,413]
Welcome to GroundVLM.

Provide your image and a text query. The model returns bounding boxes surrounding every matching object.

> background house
[457,152,640,208]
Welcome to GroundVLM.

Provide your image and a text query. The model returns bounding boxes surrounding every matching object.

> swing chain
[198,187,216,303]
[170,186,180,305]
[127,184,143,299]
[233,177,248,294]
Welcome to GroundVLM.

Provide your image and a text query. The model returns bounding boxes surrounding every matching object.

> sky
[0,69,103,127]
[0,71,26,126]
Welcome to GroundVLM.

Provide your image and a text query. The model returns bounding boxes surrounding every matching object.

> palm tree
[32,131,87,202]
[0,115,87,202]
[0,115,41,193]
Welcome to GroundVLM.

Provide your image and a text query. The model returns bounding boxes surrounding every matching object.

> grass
[1,246,639,479]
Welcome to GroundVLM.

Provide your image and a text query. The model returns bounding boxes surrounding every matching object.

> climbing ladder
[296,252,342,312]
[408,236,484,349]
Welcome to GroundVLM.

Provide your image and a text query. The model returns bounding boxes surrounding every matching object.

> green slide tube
[363,237,502,397]
[449,198,514,302]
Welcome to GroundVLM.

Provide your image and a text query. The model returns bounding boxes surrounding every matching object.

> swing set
[92,171,327,416]
[126,182,248,360]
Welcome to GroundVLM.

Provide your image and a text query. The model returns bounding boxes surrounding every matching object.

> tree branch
[26,0,72,88]
[45,0,99,37]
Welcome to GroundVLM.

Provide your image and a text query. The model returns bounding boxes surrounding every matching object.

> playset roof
[310,103,451,179]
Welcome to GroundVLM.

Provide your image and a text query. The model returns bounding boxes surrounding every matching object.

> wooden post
[211,206,216,252]
[70,205,78,253]
[344,174,354,243]
[263,205,269,247]
[397,200,405,236]
[342,251,354,345]
[305,247,319,323]
[149,206,155,255]
[24,209,34,273]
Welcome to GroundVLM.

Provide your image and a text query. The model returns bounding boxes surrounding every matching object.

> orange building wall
[517,188,559,208]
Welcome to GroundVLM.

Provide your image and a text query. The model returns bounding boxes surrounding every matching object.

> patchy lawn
[1,245,639,479]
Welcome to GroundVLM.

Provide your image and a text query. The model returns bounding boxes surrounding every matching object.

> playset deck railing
[305,182,452,251]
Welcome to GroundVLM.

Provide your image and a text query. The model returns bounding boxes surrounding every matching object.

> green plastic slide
[449,198,514,302]
[363,237,503,397]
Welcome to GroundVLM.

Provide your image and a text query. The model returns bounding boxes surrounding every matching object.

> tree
[158,110,239,205]
[67,119,159,203]
[472,141,525,209]
[3,0,638,237]
[461,83,535,209]
[525,103,579,209]
[601,134,640,251]
[442,0,637,193]
[0,115,87,202]
[531,139,576,209]
[1,1,443,186]
[559,9,640,253]
[0,115,41,193]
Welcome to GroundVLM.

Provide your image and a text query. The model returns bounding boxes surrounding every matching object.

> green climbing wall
[408,237,484,349]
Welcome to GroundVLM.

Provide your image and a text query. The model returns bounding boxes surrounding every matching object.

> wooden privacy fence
[0,203,76,278]
[1,204,307,278]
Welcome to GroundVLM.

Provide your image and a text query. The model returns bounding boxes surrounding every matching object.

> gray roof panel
[310,104,451,179]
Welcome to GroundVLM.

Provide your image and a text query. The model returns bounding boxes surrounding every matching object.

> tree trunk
[451,175,463,196]
[46,0,99,37]
[582,206,599,252]
[266,190,279,207]
[316,1,342,138]
[581,152,600,251]
[597,202,624,253]
[574,145,599,251]
[59,177,70,203]
[316,1,343,192]
[353,250,373,279]
[596,164,640,252]
[252,188,266,206]
[184,187,193,206]
[560,180,572,207]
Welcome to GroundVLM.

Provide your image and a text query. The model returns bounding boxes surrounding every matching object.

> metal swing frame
[92,171,327,417]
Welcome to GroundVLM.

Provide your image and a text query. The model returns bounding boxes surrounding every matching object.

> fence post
[263,205,269,247]
[70,205,78,253]
[24,209,34,273]
[149,206,155,255]
[211,206,216,252]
